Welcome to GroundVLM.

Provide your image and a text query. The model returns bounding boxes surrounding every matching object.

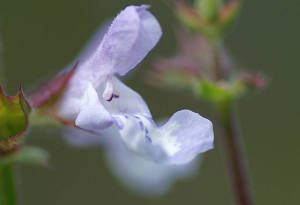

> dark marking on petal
[106,93,120,102]
[145,135,152,143]
[106,95,113,102]
[113,93,119,98]
[144,127,152,143]
[114,117,124,129]
[139,121,144,131]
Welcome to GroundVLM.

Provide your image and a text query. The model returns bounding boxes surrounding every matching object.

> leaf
[0,86,31,151]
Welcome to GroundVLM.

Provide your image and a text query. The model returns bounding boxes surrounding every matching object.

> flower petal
[63,125,118,147]
[63,125,200,196]
[64,128,103,147]
[56,22,110,119]
[78,21,112,65]
[117,110,214,165]
[97,76,151,118]
[57,5,161,119]
[75,83,113,130]
[105,133,200,196]
[158,110,214,164]
[85,5,162,78]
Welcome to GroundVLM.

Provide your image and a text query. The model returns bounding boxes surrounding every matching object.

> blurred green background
[0,0,299,204]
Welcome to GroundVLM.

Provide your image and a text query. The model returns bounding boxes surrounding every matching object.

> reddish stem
[217,103,254,205]
[212,39,254,205]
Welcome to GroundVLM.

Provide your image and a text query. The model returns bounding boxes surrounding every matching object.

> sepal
[195,0,220,23]
[0,86,31,152]
[29,62,78,109]
[197,79,246,103]
[197,72,267,103]
[175,0,242,39]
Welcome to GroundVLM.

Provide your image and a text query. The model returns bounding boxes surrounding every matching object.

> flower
[105,139,200,196]
[57,5,161,121]
[64,126,200,196]
[33,5,214,165]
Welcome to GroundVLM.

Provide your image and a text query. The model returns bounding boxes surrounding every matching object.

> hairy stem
[0,163,17,205]
[211,39,254,205]
[211,40,230,81]
[0,27,5,85]
[216,101,254,205]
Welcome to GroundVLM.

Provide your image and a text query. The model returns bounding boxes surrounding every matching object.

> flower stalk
[211,40,227,81]
[0,31,16,205]
[212,39,254,205]
[216,101,254,205]
[0,163,17,205]
[157,0,262,201]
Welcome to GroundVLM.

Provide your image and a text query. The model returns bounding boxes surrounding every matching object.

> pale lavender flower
[64,127,200,196]
[105,141,200,196]
[56,5,214,165]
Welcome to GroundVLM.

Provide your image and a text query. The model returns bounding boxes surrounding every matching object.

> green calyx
[195,0,221,23]
[0,86,31,152]
[197,79,247,104]
[176,0,242,40]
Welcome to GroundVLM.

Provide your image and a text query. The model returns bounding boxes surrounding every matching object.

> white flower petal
[57,5,161,119]
[97,76,151,118]
[64,128,103,147]
[75,83,113,130]
[105,135,200,196]
[117,110,214,164]
[86,5,162,78]
[63,126,200,196]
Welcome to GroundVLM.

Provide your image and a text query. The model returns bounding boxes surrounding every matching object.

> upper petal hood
[73,5,162,89]
[87,5,162,78]
[57,5,161,120]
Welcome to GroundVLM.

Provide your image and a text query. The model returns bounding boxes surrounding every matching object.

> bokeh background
[0,0,299,204]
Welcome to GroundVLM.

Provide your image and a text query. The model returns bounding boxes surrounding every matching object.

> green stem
[0,163,17,205]
[0,28,5,85]
[211,40,230,81]
[216,101,254,205]
[0,24,17,205]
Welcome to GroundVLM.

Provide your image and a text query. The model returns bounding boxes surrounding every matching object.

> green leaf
[0,86,31,151]
[0,146,49,167]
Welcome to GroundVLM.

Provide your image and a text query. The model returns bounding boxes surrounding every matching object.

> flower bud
[218,0,242,34]
[195,0,220,23]
[175,1,242,39]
